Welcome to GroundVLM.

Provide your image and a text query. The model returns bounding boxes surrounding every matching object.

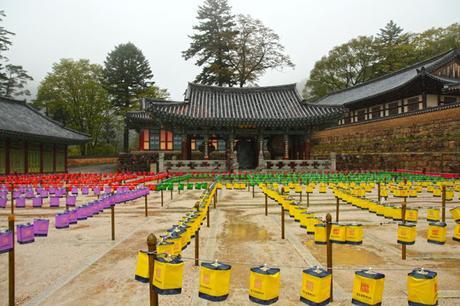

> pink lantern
[33,219,49,237]
[0,229,13,253]
[17,223,35,244]
[55,212,69,229]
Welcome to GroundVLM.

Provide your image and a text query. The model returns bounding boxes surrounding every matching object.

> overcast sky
[3,0,460,100]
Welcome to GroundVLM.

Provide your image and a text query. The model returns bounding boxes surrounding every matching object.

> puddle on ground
[218,209,271,243]
[304,238,384,266]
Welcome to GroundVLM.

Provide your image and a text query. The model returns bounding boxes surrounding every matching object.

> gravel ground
[0,185,459,305]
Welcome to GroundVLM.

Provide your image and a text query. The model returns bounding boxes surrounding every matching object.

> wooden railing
[260,159,336,172]
[161,159,229,172]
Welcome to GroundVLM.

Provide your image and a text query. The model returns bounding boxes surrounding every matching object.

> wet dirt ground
[0,185,459,305]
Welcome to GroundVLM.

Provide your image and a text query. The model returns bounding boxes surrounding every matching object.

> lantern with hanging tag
[329,223,347,244]
[16,223,35,244]
[351,269,385,306]
[300,266,331,305]
[152,255,184,295]
[427,222,447,245]
[346,223,363,245]
[33,219,49,237]
[199,261,232,302]
[450,206,460,223]
[248,264,280,305]
[314,223,327,244]
[407,268,438,306]
[0,229,13,253]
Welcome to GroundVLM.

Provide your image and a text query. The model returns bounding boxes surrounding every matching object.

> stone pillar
[283,134,289,160]
[203,134,209,160]
[228,134,235,172]
[158,152,165,172]
[330,152,337,171]
[258,133,265,169]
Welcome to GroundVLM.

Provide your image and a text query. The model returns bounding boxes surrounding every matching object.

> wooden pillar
[139,129,144,151]
[24,141,28,174]
[303,134,311,160]
[64,145,68,173]
[181,133,187,160]
[283,134,289,160]
[5,138,10,175]
[52,144,57,173]
[39,144,44,173]
[228,133,235,172]
[203,134,209,160]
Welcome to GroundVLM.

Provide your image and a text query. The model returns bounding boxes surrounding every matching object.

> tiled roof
[316,49,460,106]
[131,83,344,128]
[0,97,90,143]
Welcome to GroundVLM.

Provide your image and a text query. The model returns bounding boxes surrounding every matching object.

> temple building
[126,83,344,171]
[316,49,460,125]
[0,97,90,174]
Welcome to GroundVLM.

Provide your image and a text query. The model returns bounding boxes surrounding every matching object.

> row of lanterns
[135,257,439,306]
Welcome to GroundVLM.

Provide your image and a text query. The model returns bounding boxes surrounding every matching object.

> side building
[0,97,90,174]
[315,48,460,124]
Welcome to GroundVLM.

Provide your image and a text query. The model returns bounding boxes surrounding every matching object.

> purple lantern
[13,190,20,199]
[32,197,43,208]
[68,210,78,224]
[50,196,60,207]
[71,186,78,195]
[33,219,49,237]
[77,206,88,220]
[0,197,6,208]
[17,223,35,244]
[15,197,26,208]
[25,190,35,198]
[55,212,69,229]
[82,186,89,195]
[0,229,14,253]
[66,196,77,207]
[93,187,101,196]
[104,186,112,194]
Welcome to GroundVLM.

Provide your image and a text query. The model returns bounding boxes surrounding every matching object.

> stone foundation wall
[310,105,460,173]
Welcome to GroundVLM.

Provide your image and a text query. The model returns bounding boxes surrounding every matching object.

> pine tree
[183,0,237,86]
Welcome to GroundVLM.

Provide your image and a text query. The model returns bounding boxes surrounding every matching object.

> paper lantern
[397,223,416,245]
[15,197,25,208]
[152,256,184,295]
[55,212,69,229]
[329,223,347,244]
[427,222,446,245]
[407,268,438,306]
[300,266,331,305]
[405,209,418,223]
[426,208,440,222]
[16,223,35,244]
[453,223,460,242]
[134,251,149,283]
[248,265,280,305]
[351,269,385,306]
[314,223,327,245]
[33,219,49,237]
[32,197,43,208]
[199,261,232,301]
[450,206,460,223]
[0,229,13,254]
[0,197,6,208]
[66,196,77,207]
[49,196,60,208]
[68,210,78,224]
[346,223,363,245]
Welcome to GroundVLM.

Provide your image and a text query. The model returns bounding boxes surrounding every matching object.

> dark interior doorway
[235,137,257,169]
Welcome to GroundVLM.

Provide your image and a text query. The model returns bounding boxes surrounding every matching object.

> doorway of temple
[234,137,257,169]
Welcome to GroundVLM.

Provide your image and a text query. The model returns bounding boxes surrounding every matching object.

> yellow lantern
[314,223,327,244]
[407,268,438,306]
[453,223,460,242]
[450,206,460,223]
[300,266,331,305]
[306,217,322,234]
[134,251,149,283]
[346,223,363,245]
[199,261,232,301]
[392,206,402,221]
[397,223,416,245]
[152,256,184,295]
[427,222,447,245]
[157,239,174,256]
[248,265,280,305]
[426,208,440,222]
[405,209,418,223]
[351,269,385,306]
[375,203,385,216]
[329,223,347,244]
[299,212,315,229]
[383,205,393,219]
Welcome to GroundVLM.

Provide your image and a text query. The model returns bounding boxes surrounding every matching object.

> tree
[373,20,414,75]
[34,59,112,155]
[0,64,33,97]
[103,42,159,151]
[412,23,460,60]
[305,36,378,99]
[230,14,294,87]
[183,0,237,86]
[0,10,33,97]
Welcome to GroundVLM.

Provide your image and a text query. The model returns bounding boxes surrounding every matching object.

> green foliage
[103,42,154,113]
[184,1,293,87]
[183,0,237,86]
[230,14,294,87]
[0,10,33,97]
[304,21,460,101]
[34,59,113,154]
